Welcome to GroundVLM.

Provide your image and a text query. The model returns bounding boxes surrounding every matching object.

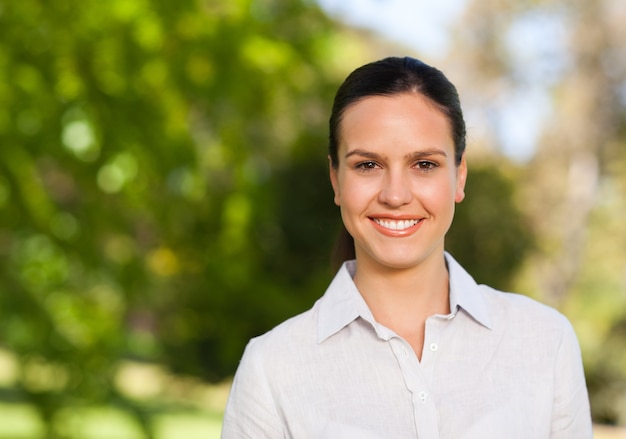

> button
[429,343,438,352]
[418,391,428,402]
[402,346,409,358]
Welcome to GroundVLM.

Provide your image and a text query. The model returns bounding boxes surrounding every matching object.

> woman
[221,57,592,438]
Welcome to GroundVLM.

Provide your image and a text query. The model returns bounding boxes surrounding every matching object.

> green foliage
[0,0,344,435]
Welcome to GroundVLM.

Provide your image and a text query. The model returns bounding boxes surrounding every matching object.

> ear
[329,156,341,206]
[455,154,467,203]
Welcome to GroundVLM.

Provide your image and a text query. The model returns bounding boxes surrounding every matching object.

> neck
[355,255,450,311]
[353,252,450,357]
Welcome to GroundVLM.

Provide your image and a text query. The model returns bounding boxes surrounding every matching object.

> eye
[415,161,438,171]
[355,161,380,171]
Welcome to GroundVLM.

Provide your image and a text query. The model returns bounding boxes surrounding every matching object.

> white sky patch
[498,9,568,160]
[317,0,467,58]
[505,9,570,86]
[496,87,551,162]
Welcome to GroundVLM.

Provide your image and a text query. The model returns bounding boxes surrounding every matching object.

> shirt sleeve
[550,318,593,439]
[221,338,284,439]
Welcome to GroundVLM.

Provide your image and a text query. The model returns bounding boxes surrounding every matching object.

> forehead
[338,93,454,154]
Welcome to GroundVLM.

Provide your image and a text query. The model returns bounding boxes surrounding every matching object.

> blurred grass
[0,402,223,439]
[0,351,228,439]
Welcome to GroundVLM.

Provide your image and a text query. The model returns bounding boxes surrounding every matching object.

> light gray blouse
[221,253,592,439]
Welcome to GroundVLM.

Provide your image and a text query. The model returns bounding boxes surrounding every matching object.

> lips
[370,216,423,237]
[373,218,420,231]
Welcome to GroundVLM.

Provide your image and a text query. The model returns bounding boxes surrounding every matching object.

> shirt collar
[317,253,492,344]
[317,260,366,343]
[445,252,492,330]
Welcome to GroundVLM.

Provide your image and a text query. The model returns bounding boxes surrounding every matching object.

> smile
[372,218,421,231]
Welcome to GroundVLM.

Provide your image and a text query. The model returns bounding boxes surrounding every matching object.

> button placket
[388,337,438,438]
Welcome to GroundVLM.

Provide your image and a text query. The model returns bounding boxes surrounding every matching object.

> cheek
[340,180,359,200]
[337,174,373,203]
[419,177,457,209]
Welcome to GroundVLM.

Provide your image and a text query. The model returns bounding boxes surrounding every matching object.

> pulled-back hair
[329,57,467,270]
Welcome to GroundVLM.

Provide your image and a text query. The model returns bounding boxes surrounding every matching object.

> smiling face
[329,93,467,273]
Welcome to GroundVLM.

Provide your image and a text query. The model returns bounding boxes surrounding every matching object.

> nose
[378,169,412,207]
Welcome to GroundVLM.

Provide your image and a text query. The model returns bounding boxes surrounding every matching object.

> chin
[375,246,444,270]
[355,241,443,271]
[373,255,426,271]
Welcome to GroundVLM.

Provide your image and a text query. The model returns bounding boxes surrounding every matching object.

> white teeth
[374,218,419,231]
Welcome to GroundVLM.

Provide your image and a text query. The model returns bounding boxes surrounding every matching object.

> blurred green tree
[0,0,347,436]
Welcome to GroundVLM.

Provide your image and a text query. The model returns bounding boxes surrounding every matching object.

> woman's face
[329,93,467,272]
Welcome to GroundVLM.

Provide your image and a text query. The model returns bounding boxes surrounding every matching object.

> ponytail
[331,225,355,272]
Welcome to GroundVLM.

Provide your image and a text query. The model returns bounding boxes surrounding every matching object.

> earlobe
[455,188,465,203]
[455,155,468,203]
[328,156,341,206]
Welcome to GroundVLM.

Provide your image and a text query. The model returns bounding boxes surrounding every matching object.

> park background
[0,0,625,437]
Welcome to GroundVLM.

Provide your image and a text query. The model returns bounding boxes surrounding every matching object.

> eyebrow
[344,148,448,160]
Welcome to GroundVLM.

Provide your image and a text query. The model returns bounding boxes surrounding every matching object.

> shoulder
[242,301,320,362]
[242,261,360,361]
[478,284,577,342]
[230,301,325,403]
[446,252,575,338]
[480,284,565,320]
[223,306,321,437]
